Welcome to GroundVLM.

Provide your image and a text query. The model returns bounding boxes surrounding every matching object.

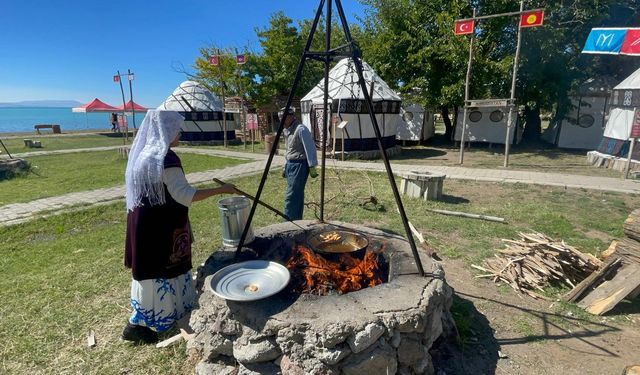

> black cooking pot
[307,230,369,261]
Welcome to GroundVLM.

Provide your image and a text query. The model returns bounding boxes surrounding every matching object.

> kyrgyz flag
[454,19,474,35]
[520,10,544,28]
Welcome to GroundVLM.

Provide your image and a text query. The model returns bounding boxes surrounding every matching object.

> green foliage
[356,0,640,139]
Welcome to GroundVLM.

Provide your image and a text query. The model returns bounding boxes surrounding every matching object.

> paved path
[2,147,639,227]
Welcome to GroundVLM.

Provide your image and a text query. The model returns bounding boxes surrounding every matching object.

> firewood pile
[563,209,640,315]
[472,232,602,300]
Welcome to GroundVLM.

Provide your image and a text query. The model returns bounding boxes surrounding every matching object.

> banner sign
[209,55,219,66]
[621,29,640,56]
[632,109,640,138]
[582,28,628,54]
[467,99,511,107]
[236,54,246,64]
[246,113,258,130]
[520,10,544,28]
[454,19,474,35]
[113,75,120,82]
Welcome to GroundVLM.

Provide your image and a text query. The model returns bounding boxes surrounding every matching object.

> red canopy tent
[115,100,148,112]
[71,98,119,113]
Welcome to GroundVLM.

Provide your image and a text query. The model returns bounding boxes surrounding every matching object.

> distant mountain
[0,100,83,108]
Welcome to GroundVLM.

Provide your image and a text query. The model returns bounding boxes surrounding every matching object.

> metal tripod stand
[234,0,425,277]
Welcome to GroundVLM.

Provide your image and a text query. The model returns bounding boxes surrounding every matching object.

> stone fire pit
[188,221,454,375]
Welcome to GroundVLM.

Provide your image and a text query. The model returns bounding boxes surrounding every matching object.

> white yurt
[157,81,236,142]
[396,104,435,142]
[454,106,522,144]
[543,77,614,149]
[587,67,640,171]
[300,58,402,156]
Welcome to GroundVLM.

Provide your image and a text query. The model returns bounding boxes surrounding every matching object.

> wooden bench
[34,124,61,134]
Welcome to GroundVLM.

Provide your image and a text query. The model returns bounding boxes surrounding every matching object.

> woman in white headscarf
[122,110,237,344]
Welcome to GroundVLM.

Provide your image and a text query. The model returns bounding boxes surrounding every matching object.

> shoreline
[0,128,117,139]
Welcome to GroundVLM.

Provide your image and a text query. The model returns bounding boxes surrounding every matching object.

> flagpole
[459,8,476,165]
[127,69,136,132]
[117,70,128,144]
[504,0,524,168]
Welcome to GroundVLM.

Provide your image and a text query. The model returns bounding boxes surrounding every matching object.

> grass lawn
[0,151,247,205]
[2,133,132,153]
[388,138,622,178]
[1,170,637,374]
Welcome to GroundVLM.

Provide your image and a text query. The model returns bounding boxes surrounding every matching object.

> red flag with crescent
[520,10,544,28]
[454,19,474,35]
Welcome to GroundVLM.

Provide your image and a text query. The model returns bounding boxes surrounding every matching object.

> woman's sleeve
[163,167,196,207]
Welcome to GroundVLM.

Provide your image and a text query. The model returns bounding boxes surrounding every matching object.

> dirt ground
[431,258,640,375]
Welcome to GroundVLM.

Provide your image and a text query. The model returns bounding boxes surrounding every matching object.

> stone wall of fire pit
[188,221,454,375]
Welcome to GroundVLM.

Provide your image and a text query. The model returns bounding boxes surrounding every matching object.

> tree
[358,0,482,140]
[359,0,640,142]
[193,46,255,100]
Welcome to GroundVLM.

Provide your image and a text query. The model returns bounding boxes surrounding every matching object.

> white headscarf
[125,110,184,211]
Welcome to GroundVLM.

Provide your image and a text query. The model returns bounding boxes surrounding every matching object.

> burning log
[286,245,387,295]
[472,232,602,299]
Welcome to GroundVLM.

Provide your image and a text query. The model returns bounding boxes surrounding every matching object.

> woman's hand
[217,183,238,195]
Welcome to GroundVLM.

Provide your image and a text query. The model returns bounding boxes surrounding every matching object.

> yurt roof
[158,80,223,112]
[301,58,401,104]
[614,67,640,90]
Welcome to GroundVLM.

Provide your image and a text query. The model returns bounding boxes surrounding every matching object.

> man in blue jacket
[279,107,318,220]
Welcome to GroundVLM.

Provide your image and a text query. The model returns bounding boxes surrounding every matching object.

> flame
[286,245,386,295]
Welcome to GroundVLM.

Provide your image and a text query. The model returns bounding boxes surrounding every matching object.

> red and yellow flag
[520,10,544,28]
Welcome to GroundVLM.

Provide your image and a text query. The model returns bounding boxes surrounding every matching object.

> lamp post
[127,69,136,132]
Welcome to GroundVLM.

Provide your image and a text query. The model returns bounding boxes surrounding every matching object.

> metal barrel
[218,196,255,247]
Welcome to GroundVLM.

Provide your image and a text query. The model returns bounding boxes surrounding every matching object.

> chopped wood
[472,232,601,299]
[623,208,640,242]
[563,257,623,303]
[578,262,640,315]
[600,240,618,260]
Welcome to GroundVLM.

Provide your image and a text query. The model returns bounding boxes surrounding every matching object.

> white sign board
[467,99,511,107]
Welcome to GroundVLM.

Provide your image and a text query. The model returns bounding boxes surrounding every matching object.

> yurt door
[311,105,331,150]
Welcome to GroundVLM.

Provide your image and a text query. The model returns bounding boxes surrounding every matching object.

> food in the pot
[320,232,341,242]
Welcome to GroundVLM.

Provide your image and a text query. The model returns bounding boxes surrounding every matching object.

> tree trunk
[441,105,453,141]
[522,105,541,142]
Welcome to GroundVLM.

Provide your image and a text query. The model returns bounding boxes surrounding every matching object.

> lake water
[0,107,145,133]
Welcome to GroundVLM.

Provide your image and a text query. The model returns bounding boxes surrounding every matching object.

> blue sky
[0,0,367,107]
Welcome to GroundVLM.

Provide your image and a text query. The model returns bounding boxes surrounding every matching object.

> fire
[286,245,386,295]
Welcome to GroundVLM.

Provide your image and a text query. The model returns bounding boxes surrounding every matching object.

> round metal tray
[207,260,290,301]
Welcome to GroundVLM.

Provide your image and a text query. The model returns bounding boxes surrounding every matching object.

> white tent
[543,78,613,149]
[454,106,522,144]
[157,80,237,142]
[300,58,401,154]
[396,104,435,142]
[587,67,640,170]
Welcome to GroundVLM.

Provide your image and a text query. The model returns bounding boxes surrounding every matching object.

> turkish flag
[209,55,219,66]
[520,10,544,28]
[621,29,640,56]
[454,19,474,35]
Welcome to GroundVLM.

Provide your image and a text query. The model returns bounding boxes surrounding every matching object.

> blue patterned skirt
[128,271,196,332]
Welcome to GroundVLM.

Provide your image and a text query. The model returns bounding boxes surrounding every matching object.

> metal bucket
[218,196,254,247]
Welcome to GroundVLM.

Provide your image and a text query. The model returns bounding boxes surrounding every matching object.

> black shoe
[122,323,158,344]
